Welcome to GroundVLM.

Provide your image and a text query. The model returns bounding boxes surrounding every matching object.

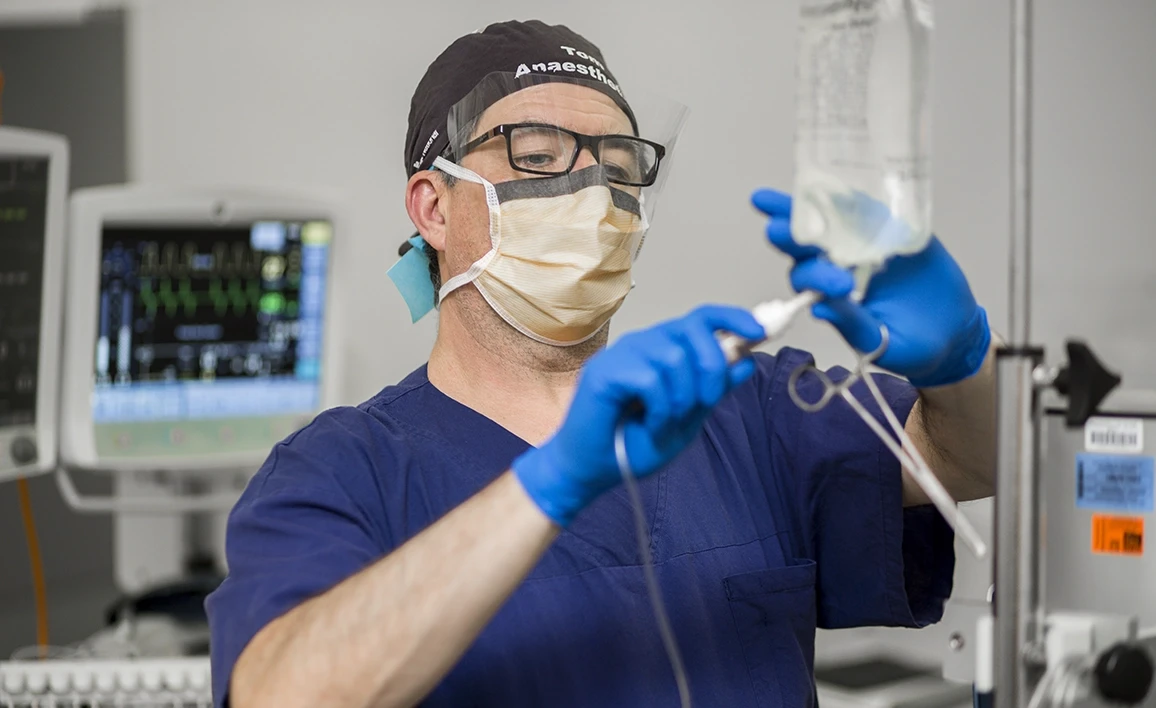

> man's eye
[604,165,629,182]
[604,162,639,184]
[514,153,561,170]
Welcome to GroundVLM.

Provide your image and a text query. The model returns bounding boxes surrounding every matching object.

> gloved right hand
[512,305,766,527]
[752,188,991,388]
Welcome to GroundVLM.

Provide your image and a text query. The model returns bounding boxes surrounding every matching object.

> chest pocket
[724,560,818,708]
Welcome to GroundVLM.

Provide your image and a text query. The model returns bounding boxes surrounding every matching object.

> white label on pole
[1085,417,1144,454]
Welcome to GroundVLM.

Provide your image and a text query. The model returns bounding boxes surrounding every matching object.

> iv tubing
[842,371,988,558]
[615,423,692,708]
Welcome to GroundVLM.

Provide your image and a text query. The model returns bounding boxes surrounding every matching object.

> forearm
[903,337,1000,506]
[231,470,559,708]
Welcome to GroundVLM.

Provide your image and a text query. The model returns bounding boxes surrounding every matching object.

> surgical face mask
[433,156,649,346]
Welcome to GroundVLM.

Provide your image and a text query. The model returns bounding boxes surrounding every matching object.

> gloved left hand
[751,188,991,388]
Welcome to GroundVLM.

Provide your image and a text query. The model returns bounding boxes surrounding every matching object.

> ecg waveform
[96,225,312,385]
[137,240,303,278]
[136,277,302,319]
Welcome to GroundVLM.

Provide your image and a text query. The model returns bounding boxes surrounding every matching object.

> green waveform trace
[138,277,287,318]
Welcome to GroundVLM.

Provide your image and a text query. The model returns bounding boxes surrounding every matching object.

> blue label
[1076,454,1154,512]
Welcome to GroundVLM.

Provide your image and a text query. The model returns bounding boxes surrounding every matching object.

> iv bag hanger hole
[1052,340,1122,428]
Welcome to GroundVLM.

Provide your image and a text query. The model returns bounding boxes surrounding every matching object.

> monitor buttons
[9,436,37,465]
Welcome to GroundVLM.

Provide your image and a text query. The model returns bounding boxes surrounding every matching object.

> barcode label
[1090,430,1139,447]
[1085,418,1144,454]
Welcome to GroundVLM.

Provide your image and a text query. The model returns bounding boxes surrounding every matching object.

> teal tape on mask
[387,235,436,323]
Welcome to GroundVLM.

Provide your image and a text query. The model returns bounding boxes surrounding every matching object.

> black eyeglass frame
[455,122,667,187]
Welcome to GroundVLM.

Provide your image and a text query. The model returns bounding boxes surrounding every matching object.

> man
[207,20,995,708]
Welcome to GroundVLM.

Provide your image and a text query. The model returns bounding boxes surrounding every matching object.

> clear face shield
[425,72,689,346]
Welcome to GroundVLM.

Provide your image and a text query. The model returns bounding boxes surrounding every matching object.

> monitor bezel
[0,127,69,482]
[61,186,339,472]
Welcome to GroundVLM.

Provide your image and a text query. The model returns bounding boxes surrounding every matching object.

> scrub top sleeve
[771,348,955,631]
[206,411,388,707]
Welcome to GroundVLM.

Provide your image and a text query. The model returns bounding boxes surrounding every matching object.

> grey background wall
[1,0,1153,669]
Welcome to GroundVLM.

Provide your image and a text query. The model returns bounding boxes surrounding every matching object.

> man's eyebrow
[505,116,559,129]
[508,116,633,135]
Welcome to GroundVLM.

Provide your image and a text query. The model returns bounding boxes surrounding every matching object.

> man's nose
[573,147,599,171]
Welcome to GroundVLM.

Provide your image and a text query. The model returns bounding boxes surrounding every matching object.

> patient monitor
[60,187,335,473]
[0,126,68,482]
[59,186,338,595]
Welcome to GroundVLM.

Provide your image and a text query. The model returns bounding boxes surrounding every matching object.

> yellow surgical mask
[434,157,648,346]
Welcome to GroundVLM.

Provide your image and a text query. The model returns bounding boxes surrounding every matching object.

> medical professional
[207,20,996,708]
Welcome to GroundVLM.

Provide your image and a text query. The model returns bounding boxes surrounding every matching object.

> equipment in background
[0,656,211,707]
[0,126,68,482]
[55,185,337,593]
[815,655,972,708]
[934,0,1156,704]
[0,187,338,708]
[59,187,334,477]
[1042,388,1156,636]
[943,362,1156,707]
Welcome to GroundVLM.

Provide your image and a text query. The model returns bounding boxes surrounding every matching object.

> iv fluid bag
[792,0,933,273]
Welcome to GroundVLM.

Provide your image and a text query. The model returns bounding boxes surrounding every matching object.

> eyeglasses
[456,123,666,187]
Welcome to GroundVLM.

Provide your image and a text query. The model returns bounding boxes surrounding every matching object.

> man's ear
[405,170,448,252]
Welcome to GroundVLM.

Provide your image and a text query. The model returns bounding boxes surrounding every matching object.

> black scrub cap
[404,19,636,177]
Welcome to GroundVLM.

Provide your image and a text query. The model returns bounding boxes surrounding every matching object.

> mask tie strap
[432,156,503,300]
[432,156,499,213]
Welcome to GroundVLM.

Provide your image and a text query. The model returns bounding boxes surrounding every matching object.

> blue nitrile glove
[512,306,766,527]
[751,188,992,388]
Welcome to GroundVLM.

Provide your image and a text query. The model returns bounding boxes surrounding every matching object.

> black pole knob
[9,436,37,465]
[1095,643,1154,705]
[1052,340,1122,428]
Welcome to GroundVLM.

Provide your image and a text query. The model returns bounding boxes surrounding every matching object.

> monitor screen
[0,157,50,430]
[90,219,330,456]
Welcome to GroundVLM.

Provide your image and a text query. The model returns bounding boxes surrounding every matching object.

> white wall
[126,0,1156,668]
[1033,1,1156,389]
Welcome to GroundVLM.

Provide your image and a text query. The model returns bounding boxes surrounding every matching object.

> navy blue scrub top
[207,347,955,707]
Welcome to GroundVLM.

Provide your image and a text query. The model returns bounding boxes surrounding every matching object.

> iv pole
[993,0,1046,704]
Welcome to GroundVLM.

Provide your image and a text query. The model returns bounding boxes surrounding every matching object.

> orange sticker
[1091,515,1144,555]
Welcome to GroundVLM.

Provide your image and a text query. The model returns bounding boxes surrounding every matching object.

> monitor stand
[113,470,241,595]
